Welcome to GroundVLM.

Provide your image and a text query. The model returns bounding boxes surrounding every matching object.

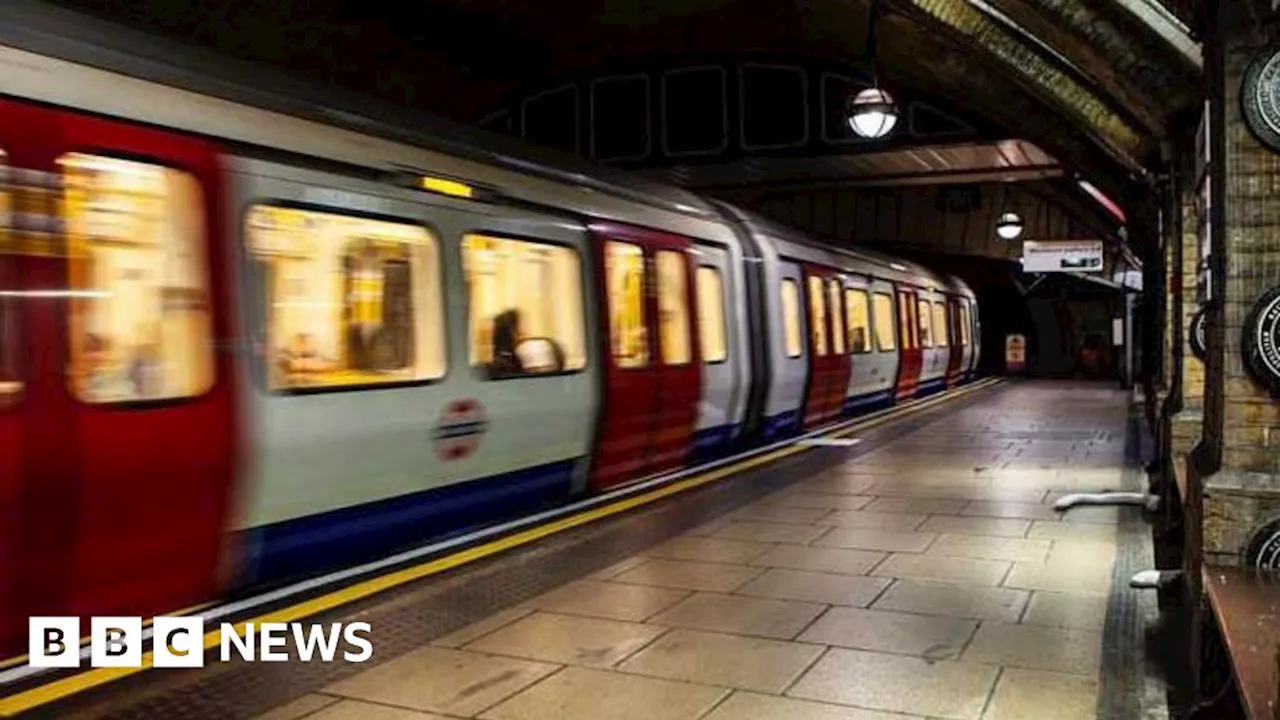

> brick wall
[1182,184,1206,405]
[1201,4,1280,565]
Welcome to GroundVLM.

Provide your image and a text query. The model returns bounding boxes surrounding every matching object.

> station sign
[1021,240,1104,273]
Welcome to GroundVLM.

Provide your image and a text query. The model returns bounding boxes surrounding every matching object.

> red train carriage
[0,101,238,652]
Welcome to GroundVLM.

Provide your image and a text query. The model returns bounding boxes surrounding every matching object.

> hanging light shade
[847,87,898,139]
[996,212,1024,240]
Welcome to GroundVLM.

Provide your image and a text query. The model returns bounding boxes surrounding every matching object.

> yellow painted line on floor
[0,377,1002,717]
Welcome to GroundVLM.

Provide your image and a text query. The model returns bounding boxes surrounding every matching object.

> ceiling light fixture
[994,181,1025,240]
[846,0,898,141]
[996,212,1024,240]
[848,87,898,139]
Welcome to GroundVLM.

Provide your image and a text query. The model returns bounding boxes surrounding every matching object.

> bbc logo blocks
[30,616,202,668]
[152,616,206,667]
[28,617,80,668]
[90,617,142,668]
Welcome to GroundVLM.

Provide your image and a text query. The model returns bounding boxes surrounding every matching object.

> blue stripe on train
[694,424,737,450]
[843,389,894,415]
[761,389,895,443]
[237,459,578,587]
[694,424,744,461]
[762,410,802,441]
[916,377,948,397]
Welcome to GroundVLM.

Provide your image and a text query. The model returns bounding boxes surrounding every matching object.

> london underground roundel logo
[1189,307,1207,362]
[1243,287,1280,394]
[432,399,488,461]
[1246,518,1280,573]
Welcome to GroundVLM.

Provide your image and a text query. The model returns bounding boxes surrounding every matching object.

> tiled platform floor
[257,382,1145,720]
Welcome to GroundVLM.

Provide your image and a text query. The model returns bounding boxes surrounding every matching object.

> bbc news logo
[29,617,373,668]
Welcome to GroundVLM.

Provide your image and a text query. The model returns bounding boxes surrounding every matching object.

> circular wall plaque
[1244,288,1280,393]
[1246,518,1280,572]
[1189,307,1207,362]
[1243,45,1280,152]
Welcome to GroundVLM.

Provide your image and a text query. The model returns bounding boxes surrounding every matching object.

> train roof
[3,1,973,297]
[714,201,975,298]
[0,0,730,233]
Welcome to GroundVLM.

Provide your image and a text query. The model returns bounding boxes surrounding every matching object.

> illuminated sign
[1022,240,1104,273]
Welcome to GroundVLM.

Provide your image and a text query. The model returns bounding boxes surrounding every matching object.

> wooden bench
[1202,565,1280,718]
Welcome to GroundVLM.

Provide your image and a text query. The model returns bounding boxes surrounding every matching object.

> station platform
[15,380,1165,720]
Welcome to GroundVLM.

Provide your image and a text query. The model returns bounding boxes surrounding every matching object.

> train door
[825,276,852,419]
[946,297,964,388]
[801,266,845,428]
[0,136,29,653]
[871,284,900,403]
[691,243,741,457]
[844,280,896,410]
[894,287,922,401]
[651,245,701,469]
[957,300,975,381]
[918,295,948,395]
[591,222,700,489]
[0,100,238,652]
[967,299,977,376]
[765,260,808,439]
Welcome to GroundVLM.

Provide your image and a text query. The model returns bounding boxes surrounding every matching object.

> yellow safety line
[0,377,1002,716]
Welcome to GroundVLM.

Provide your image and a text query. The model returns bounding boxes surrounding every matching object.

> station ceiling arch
[56,0,1203,249]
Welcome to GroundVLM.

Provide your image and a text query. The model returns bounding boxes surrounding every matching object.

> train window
[959,304,971,346]
[933,302,949,347]
[62,154,213,403]
[896,293,915,350]
[828,280,846,354]
[606,241,649,368]
[656,250,692,365]
[696,266,728,363]
[462,234,586,378]
[873,293,896,351]
[807,276,828,356]
[781,279,803,358]
[845,289,871,354]
[244,203,444,391]
[917,298,932,348]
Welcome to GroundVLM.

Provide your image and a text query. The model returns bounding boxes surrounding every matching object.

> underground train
[0,5,979,653]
